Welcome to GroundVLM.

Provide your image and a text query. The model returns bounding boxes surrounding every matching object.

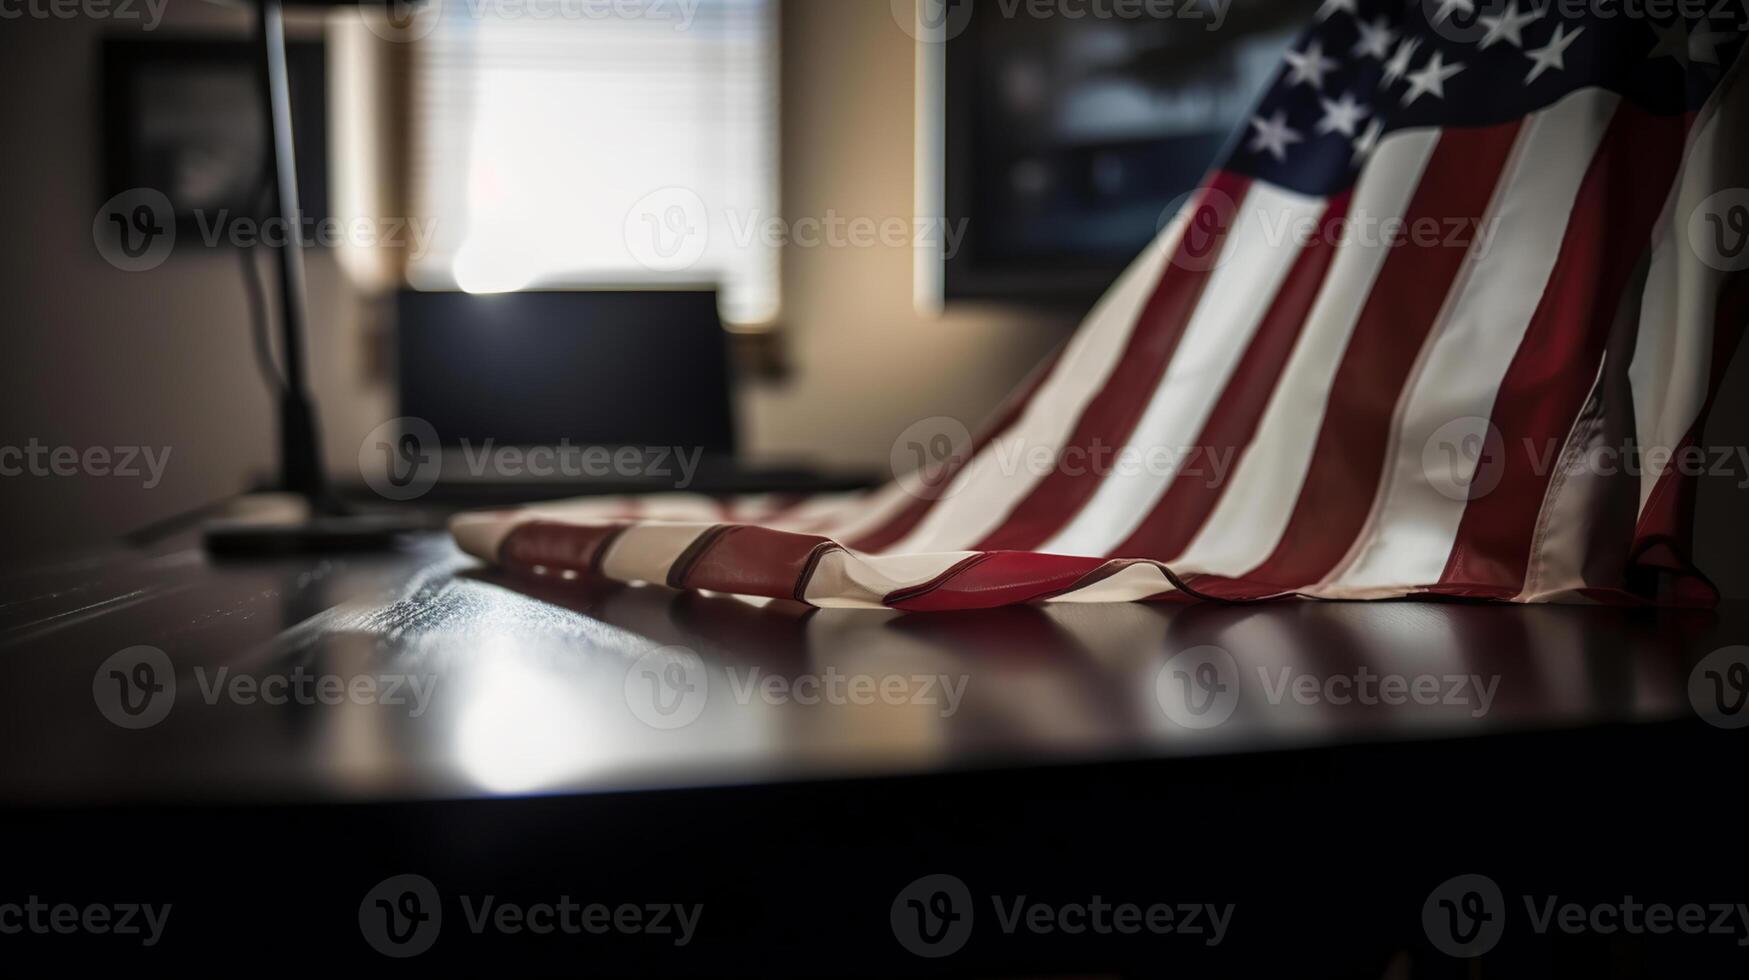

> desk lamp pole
[204,0,421,552]
[253,0,327,505]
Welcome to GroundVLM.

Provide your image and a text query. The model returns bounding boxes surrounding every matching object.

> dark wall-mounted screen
[945,0,1302,305]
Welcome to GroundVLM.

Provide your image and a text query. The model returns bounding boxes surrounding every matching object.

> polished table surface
[0,531,1741,804]
[1,531,1744,974]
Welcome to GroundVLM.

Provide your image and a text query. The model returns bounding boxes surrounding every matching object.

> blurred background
[3,0,1746,594]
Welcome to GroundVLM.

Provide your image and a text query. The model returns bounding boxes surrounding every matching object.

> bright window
[408,0,779,325]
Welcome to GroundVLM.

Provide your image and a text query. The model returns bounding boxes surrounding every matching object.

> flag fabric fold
[454,1,1749,609]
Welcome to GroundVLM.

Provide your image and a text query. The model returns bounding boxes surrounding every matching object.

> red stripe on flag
[1235,120,1524,591]
[675,525,837,600]
[1111,190,1354,560]
[1628,268,1749,605]
[971,172,1253,552]
[500,521,628,577]
[884,551,1109,611]
[1439,105,1686,596]
[845,345,1066,554]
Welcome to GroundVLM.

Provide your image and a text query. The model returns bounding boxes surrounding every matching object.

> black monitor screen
[397,290,736,454]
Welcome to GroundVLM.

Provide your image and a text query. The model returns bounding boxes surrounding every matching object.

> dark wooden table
[1,531,1744,975]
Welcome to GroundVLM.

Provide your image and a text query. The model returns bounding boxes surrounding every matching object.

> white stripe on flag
[764,490,871,533]
[800,549,979,608]
[1530,54,1749,598]
[1520,363,1614,601]
[882,203,1195,553]
[628,494,731,522]
[806,483,913,541]
[597,522,714,585]
[1172,129,1440,576]
[1042,562,1178,602]
[1629,54,1749,514]
[451,510,525,562]
[1041,182,1327,558]
[1329,88,1619,591]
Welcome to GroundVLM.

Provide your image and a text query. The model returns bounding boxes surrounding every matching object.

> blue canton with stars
[1228,0,1749,196]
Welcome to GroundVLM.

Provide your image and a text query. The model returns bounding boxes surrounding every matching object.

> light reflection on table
[0,535,1733,804]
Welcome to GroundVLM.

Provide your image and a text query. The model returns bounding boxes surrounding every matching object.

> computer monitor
[397,289,737,456]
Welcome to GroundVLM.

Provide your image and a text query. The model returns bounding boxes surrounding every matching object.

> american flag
[455,0,1749,609]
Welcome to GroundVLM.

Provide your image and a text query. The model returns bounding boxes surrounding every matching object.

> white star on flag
[1248,110,1303,162]
[1315,0,1358,21]
[1378,37,1420,88]
[1351,118,1384,164]
[1402,50,1465,105]
[1284,40,1340,90]
[1525,23,1584,83]
[1685,22,1734,64]
[1478,0,1541,49]
[1647,19,1693,66]
[1352,16,1397,59]
[1317,92,1371,137]
[1350,15,1392,59]
[1381,38,1422,87]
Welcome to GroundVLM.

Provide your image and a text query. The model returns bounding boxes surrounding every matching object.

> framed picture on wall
[100,35,329,238]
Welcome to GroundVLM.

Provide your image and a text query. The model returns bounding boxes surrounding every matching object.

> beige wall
[0,2,392,562]
[741,0,1076,468]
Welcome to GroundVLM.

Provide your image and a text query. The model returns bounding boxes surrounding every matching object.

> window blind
[408,0,779,325]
